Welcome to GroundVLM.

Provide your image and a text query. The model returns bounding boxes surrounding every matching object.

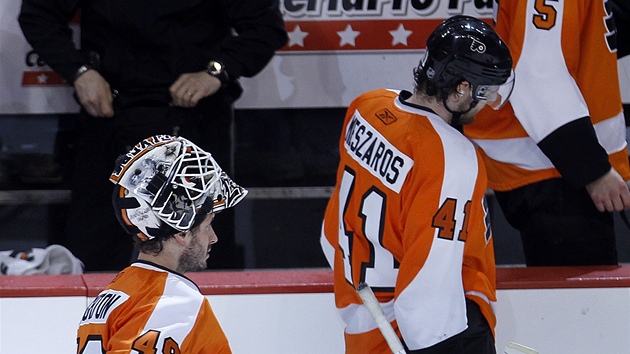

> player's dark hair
[134,234,169,254]
[133,214,206,255]
[413,65,461,101]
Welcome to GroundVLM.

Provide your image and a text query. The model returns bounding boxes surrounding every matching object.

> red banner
[22,71,68,86]
[281,19,443,52]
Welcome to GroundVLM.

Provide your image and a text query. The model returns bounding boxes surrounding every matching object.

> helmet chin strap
[442,96,479,129]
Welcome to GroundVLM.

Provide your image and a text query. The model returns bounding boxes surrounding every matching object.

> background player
[321,16,513,353]
[465,0,630,266]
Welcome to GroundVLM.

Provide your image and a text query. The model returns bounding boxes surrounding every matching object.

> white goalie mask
[110,135,248,241]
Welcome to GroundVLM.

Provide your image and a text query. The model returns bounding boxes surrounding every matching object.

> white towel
[0,244,84,275]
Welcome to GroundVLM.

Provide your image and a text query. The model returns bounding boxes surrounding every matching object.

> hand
[169,71,221,108]
[73,70,114,117]
[585,168,630,212]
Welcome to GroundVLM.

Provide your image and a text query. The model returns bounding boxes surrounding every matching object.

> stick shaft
[356,283,406,354]
[504,342,539,354]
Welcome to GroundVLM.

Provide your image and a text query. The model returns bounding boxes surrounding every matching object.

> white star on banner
[37,73,49,84]
[337,24,360,47]
[390,24,413,46]
[288,25,309,47]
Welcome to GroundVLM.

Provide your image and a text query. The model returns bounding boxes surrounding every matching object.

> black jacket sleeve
[537,116,612,187]
[611,0,630,58]
[18,0,86,84]
[215,0,288,79]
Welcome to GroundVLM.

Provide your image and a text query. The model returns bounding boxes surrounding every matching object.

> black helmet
[419,15,513,102]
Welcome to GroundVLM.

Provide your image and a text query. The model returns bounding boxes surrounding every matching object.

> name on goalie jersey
[344,111,413,193]
[79,290,130,325]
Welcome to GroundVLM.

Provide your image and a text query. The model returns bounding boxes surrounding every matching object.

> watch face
[207,61,228,84]
[210,61,223,73]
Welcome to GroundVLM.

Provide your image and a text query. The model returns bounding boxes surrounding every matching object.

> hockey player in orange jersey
[321,16,513,353]
[76,135,248,353]
[464,0,630,266]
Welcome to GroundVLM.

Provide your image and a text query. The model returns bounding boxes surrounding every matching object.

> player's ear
[173,231,187,246]
[455,81,470,99]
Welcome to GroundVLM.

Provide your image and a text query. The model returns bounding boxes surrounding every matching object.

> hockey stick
[356,282,407,354]
[503,342,539,354]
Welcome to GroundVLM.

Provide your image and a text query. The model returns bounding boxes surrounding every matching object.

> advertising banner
[238,0,492,108]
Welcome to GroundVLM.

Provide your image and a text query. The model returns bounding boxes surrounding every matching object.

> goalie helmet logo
[110,135,248,240]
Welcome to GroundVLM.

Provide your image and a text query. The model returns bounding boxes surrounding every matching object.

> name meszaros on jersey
[344,110,413,193]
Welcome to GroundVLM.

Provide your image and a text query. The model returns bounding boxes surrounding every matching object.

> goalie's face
[178,213,218,272]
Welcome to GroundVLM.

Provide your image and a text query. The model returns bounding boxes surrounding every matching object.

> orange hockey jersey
[76,261,231,354]
[321,89,496,352]
[465,0,630,191]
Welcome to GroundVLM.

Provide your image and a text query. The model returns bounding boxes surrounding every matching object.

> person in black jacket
[18,0,287,271]
[611,0,630,125]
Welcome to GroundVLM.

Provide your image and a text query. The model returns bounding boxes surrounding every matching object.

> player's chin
[196,258,208,271]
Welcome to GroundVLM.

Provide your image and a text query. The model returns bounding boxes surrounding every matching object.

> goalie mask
[110,135,248,241]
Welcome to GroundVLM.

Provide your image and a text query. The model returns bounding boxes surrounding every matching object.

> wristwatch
[206,60,229,86]
[73,64,92,83]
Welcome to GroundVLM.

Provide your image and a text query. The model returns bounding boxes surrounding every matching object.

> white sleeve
[619,55,630,104]
[320,222,335,269]
[509,0,590,143]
